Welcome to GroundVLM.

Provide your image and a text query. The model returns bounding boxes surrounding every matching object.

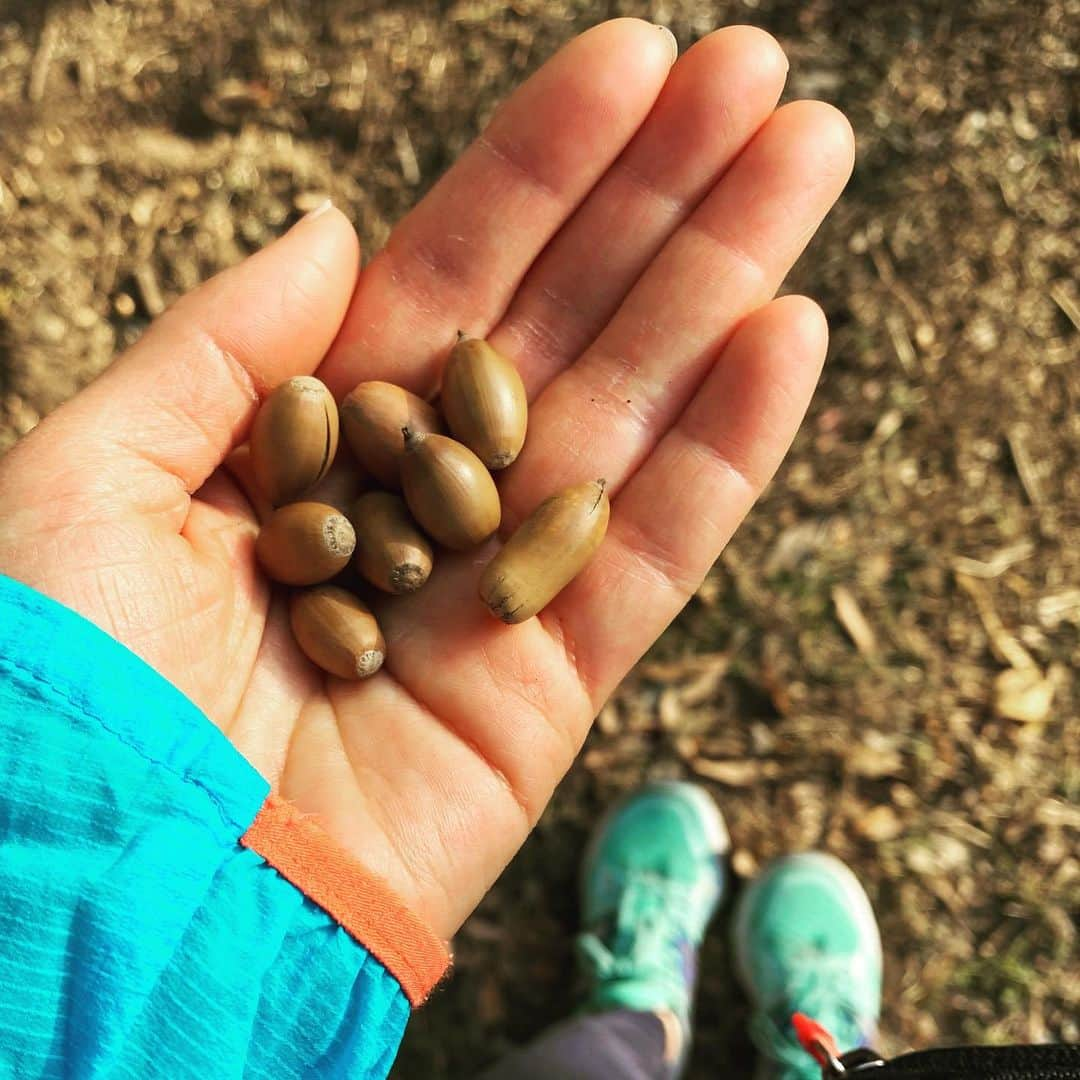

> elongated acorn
[400,429,501,550]
[255,502,356,586]
[223,442,275,524]
[441,336,528,469]
[479,479,609,623]
[304,447,368,516]
[353,492,434,594]
[250,376,338,506]
[340,381,442,488]
[290,586,385,680]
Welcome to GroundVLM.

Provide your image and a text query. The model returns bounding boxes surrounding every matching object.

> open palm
[0,21,852,941]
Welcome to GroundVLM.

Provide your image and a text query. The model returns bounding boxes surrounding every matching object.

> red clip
[793,1012,842,1069]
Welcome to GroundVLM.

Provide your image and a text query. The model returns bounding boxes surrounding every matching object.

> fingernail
[295,198,334,226]
[654,24,678,62]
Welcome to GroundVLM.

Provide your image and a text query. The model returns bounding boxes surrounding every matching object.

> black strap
[851,1044,1080,1080]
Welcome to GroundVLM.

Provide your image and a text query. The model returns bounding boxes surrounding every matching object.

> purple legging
[477,1009,675,1080]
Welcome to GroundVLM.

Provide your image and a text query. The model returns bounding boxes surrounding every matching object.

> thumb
[13,203,359,511]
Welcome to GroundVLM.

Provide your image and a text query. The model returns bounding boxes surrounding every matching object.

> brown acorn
[290,586,385,680]
[479,479,609,623]
[400,429,501,550]
[255,502,356,586]
[441,336,528,469]
[223,442,275,524]
[249,376,339,506]
[304,446,368,516]
[340,381,442,489]
[353,492,434,594]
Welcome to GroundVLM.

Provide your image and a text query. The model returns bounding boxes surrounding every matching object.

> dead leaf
[994,665,1054,723]
[857,804,904,841]
[763,519,830,575]
[673,735,699,759]
[950,540,1034,579]
[848,735,904,778]
[956,573,1036,670]
[731,849,759,878]
[640,650,733,681]
[1037,588,1080,629]
[658,687,682,730]
[596,701,620,735]
[690,758,779,786]
[832,584,878,656]
[679,657,732,706]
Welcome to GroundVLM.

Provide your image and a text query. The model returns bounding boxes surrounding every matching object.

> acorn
[479,479,609,624]
[353,492,434,594]
[400,429,501,550]
[249,376,339,506]
[340,381,442,488]
[255,502,356,586]
[223,442,275,524]
[441,335,528,470]
[290,586,385,680]
[304,446,368,516]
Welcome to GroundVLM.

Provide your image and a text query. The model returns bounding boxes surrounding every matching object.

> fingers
[317,19,678,398]
[22,205,359,517]
[489,25,790,395]
[339,297,828,933]
[498,100,854,529]
[545,295,829,702]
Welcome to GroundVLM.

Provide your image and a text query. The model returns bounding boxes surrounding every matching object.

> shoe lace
[749,942,867,1078]
[576,869,694,1007]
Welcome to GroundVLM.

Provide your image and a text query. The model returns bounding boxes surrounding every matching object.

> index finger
[317,19,678,399]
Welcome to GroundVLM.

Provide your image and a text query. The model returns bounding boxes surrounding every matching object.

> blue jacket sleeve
[0,575,410,1079]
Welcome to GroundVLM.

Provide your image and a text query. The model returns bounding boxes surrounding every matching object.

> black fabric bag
[827,1044,1080,1079]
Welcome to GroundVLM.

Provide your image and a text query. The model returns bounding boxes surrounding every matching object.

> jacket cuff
[242,794,449,1005]
[0,574,448,1077]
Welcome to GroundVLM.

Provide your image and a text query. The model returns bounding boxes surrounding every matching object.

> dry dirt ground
[0,0,1076,1076]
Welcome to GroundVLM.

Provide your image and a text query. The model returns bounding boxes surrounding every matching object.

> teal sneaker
[576,781,728,1071]
[732,853,883,1080]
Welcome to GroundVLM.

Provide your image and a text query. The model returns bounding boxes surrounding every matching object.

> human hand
[0,21,853,940]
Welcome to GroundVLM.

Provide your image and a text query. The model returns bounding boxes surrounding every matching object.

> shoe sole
[731,851,883,1005]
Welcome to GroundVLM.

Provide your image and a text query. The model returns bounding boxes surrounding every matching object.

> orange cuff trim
[241,794,450,1006]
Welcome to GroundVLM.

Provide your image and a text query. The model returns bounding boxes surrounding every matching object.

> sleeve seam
[0,655,248,842]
